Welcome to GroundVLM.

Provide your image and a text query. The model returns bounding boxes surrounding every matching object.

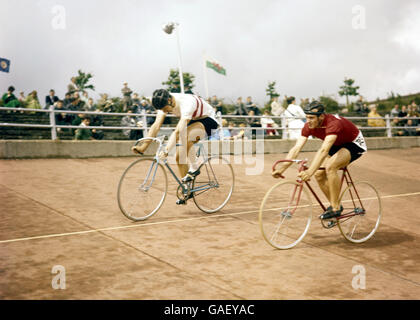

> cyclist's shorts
[188,117,219,137]
[329,142,366,163]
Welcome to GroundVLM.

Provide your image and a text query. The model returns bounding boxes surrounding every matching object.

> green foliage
[74,70,95,93]
[338,78,360,106]
[265,81,279,101]
[319,96,340,113]
[162,69,195,93]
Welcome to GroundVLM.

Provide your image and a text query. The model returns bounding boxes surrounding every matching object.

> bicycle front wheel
[259,180,312,250]
[337,181,381,243]
[117,158,168,221]
[192,155,234,213]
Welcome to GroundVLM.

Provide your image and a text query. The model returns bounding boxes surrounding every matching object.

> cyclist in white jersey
[132,89,219,202]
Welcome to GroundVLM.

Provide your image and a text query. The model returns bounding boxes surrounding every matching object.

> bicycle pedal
[176,199,187,205]
[327,220,337,228]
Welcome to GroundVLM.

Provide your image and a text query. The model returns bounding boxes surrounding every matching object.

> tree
[265,81,279,100]
[162,69,195,93]
[338,78,359,107]
[319,96,340,113]
[73,70,95,93]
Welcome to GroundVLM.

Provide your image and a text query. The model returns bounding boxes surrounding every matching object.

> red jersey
[301,114,360,146]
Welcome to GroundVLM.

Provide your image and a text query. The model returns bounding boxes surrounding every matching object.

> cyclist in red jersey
[272,101,367,220]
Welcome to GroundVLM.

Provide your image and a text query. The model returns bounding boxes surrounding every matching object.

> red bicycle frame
[272,159,365,220]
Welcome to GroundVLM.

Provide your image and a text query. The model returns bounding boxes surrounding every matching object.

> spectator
[18,91,25,104]
[270,96,284,116]
[121,108,143,140]
[84,97,96,112]
[69,92,85,111]
[407,104,420,125]
[227,121,236,137]
[398,105,408,125]
[403,119,417,136]
[391,118,404,137]
[63,92,73,109]
[246,109,261,137]
[121,82,133,112]
[367,105,386,127]
[132,93,141,110]
[233,97,248,116]
[261,110,278,136]
[1,86,21,108]
[245,96,261,115]
[354,95,365,113]
[90,109,105,140]
[231,123,247,140]
[300,98,310,109]
[97,93,113,112]
[210,95,223,114]
[24,90,42,110]
[209,119,231,140]
[45,89,59,109]
[390,104,400,118]
[67,77,78,94]
[55,100,72,134]
[75,117,94,140]
[284,96,305,139]
[80,91,89,105]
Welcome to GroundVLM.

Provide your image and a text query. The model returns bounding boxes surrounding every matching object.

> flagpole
[175,26,185,94]
[203,52,209,99]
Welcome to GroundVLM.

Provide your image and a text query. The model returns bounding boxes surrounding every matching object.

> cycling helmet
[303,100,325,115]
[152,89,171,109]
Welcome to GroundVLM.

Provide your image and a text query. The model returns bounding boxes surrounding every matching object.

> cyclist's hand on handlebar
[132,146,144,155]
[132,140,152,155]
[272,169,285,179]
[298,169,313,182]
[158,148,169,160]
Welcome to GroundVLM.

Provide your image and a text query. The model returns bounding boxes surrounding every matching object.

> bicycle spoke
[118,158,167,221]
[259,180,312,250]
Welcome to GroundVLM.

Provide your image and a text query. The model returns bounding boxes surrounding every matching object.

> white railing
[0,106,418,140]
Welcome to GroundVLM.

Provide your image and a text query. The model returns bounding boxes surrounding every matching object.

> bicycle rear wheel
[192,155,234,213]
[337,181,381,243]
[259,180,312,249]
[117,158,167,221]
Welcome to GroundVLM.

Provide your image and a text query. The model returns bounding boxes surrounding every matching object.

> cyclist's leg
[325,148,351,211]
[176,121,206,178]
[314,156,331,203]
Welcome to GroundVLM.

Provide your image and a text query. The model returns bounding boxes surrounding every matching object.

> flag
[0,58,10,73]
[206,58,226,76]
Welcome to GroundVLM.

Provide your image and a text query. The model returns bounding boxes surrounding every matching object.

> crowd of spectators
[389,102,420,136]
[2,81,420,140]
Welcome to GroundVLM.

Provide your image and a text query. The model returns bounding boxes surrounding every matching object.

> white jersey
[157,93,216,120]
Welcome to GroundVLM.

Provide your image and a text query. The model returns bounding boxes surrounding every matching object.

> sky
[1,0,420,107]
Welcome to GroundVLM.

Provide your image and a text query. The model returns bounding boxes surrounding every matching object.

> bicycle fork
[139,161,159,192]
[282,184,303,219]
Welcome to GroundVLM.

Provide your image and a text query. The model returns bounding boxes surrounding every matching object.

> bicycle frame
[134,136,216,196]
[272,159,365,221]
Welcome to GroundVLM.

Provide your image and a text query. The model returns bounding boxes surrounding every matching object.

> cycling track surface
[0,147,419,299]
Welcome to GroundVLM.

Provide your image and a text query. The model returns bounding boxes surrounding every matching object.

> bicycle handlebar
[133,135,166,156]
[272,159,308,179]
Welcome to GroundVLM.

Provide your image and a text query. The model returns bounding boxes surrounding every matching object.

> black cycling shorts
[188,117,219,137]
[329,142,365,163]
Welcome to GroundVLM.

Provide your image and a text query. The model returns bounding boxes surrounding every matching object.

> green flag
[206,58,226,76]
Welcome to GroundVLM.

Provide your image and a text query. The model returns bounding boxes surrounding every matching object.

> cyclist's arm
[272,136,307,178]
[164,117,190,154]
[132,112,166,153]
[304,134,337,176]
